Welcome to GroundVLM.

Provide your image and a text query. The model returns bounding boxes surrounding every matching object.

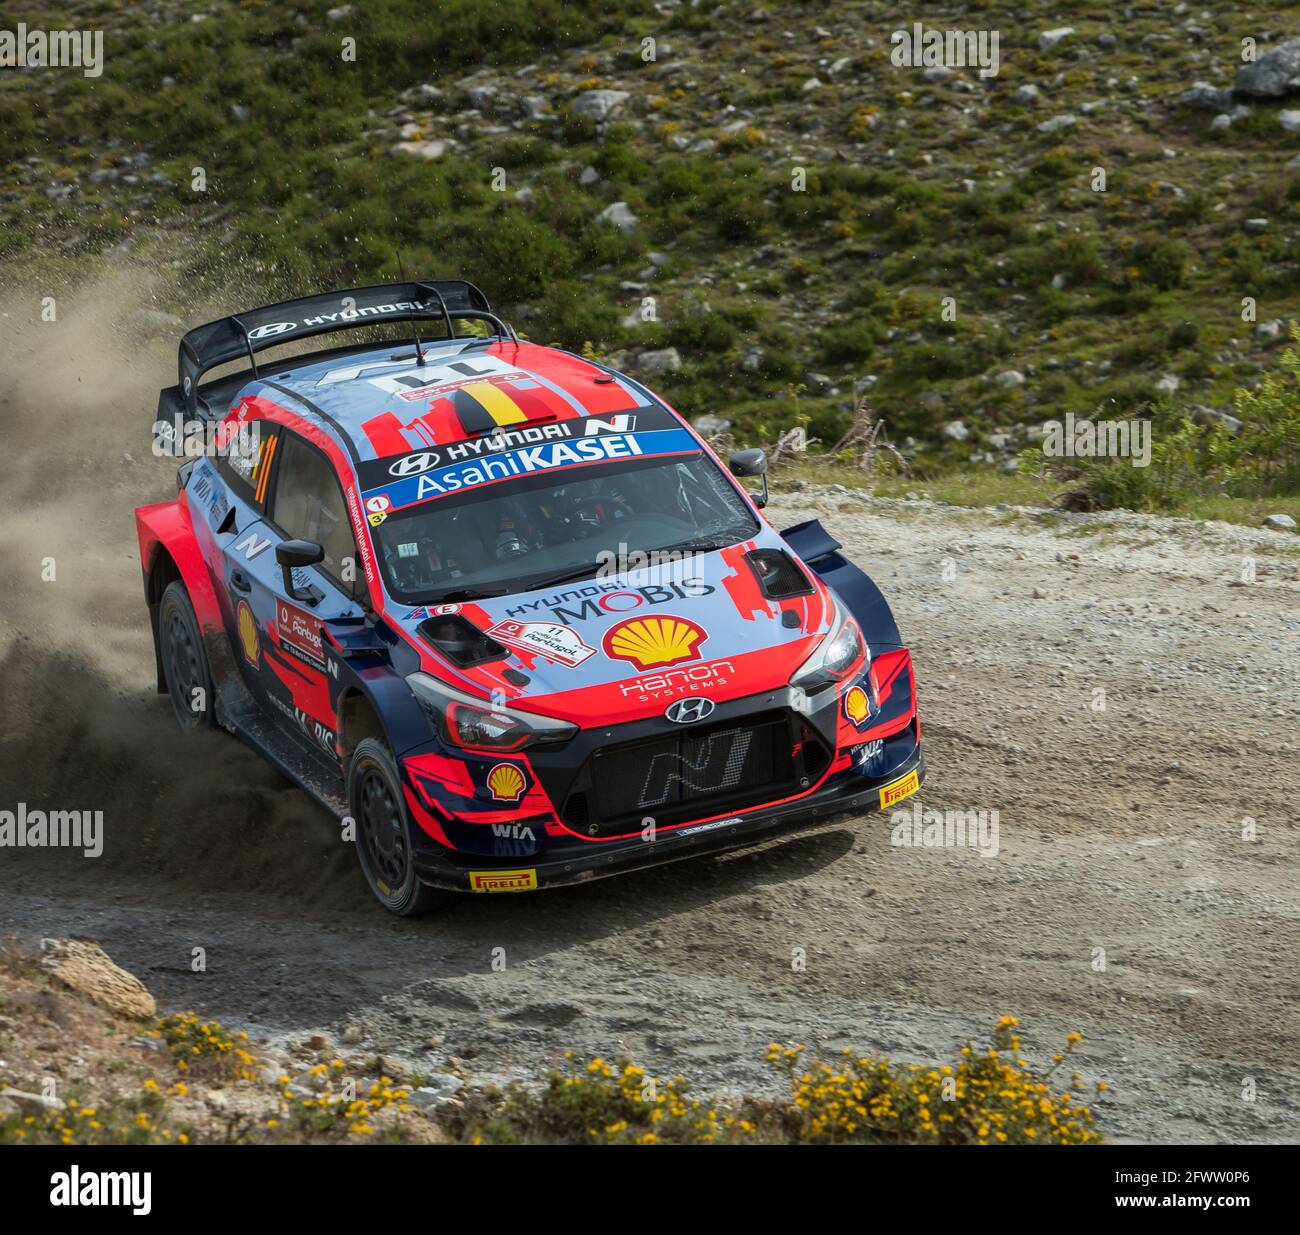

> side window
[270,432,359,592]
[215,417,276,507]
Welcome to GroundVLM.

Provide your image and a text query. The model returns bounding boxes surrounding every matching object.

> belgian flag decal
[452,382,530,435]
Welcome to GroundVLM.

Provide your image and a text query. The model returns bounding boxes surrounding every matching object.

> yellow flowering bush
[456,1020,1105,1145]
[154,1011,259,1081]
[0,1084,178,1146]
[454,1055,758,1145]
[767,1018,1103,1145]
[275,1066,412,1140]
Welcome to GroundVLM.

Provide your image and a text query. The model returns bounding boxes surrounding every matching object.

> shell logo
[237,601,260,665]
[602,615,707,670]
[844,685,870,727]
[486,763,527,803]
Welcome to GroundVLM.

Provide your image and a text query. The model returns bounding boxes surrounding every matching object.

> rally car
[135,280,924,914]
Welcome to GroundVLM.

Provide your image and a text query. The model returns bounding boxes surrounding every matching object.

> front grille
[562,709,830,837]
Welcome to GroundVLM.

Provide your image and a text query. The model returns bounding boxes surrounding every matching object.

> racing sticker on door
[275,599,326,672]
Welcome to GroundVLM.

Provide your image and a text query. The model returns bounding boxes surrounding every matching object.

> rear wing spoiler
[167,279,512,418]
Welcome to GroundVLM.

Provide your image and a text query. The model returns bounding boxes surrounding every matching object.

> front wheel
[347,736,440,916]
[158,580,216,731]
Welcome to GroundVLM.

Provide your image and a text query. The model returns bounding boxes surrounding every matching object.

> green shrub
[449,1019,1106,1145]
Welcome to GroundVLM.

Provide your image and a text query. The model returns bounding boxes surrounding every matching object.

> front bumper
[411,742,925,892]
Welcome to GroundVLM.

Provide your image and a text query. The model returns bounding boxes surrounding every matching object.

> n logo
[233,530,271,559]
[585,414,635,434]
[638,730,752,809]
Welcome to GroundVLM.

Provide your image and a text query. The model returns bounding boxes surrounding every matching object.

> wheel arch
[136,498,225,693]
[336,687,389,766]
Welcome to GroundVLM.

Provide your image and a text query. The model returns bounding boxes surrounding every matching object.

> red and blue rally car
[135,281,924,914]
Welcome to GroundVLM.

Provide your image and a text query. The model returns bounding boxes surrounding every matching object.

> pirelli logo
[879,770,920,810]
[468,868,538,894]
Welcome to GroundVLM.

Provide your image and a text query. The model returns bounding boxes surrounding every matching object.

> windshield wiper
[518,562,603,592]
[654,528,753,555]
[427,585,510,603]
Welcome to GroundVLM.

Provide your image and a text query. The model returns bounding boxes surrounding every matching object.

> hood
[396,528,834,725]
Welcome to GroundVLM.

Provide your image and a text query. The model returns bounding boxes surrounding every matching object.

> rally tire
[348,736,440,917]
[158,580,216,732]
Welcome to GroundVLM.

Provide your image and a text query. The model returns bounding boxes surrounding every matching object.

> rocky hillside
[4,0,1300,480]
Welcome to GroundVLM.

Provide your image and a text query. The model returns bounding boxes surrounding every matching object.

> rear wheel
[158,580,215,731]
[348,736,439,916]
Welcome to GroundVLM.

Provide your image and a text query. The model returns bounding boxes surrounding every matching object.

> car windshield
[371,451,759,604]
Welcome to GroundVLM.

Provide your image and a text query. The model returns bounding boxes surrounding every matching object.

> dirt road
[2,279,1298,1143]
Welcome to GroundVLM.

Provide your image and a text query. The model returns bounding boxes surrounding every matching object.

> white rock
[1039,28,1075,50]
[637,347,682,376]
[943,421,969,441]
[1036,113,1077,134]
[408,1076,465,1108]
[1279,109,1300,133]
[571,90,631,122]
[597,201,638,233]
[390,140,448,160]
[1263,513,1297,531]
[996,369,1026,388]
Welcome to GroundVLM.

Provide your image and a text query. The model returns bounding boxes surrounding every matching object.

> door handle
[230,570,253,593]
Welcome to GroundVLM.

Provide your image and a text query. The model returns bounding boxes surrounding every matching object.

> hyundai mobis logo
[506,578,714,626]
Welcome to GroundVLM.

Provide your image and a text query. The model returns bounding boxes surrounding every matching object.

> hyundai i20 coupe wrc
[135,280,924,914]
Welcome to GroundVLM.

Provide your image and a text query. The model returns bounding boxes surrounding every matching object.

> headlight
[406,672,577,752]
[790,596,867,692]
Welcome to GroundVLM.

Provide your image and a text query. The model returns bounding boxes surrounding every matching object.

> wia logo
[490,823,535,842]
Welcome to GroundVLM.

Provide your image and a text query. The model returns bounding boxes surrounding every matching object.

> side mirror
[276,539,324,603]
[728,448,769,508]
